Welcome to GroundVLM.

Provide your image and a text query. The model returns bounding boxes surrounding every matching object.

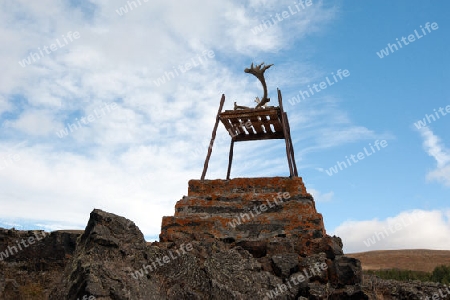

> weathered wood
[205,89,298,179]
[281,114,294,176]
[284,113,298,176]
[201,94,225,180]
[248,115,265,134]
[268,114,283,132]
[220,107,279,118]
[226,139,235,180]
[219,107,283,139]
[278,89,294,177]
[234,132,284,142]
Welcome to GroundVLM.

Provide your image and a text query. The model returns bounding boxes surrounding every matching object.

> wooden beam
[201,94,225,180]
[226,139,235,180]
[233,132,284,142]
[285,113,298,176]
[278,89,294,177]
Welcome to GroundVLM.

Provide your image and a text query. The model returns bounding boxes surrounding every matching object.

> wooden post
[285,115,298,176]
[278,89,295,177]
[226,139,235,180]
[201,94,225,180]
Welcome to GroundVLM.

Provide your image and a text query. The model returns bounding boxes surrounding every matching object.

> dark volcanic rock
[0,228,81,299]
[272,253,299,278]
[361,275,450,299]
[49,209,161,300]
[50,177,369,299]
[4,177,449,299]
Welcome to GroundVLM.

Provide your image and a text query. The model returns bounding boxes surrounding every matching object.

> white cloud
[332,209,450,253]
[419,127,450,168]
[418,127,450,186]
[428,165,450,187]
[0,95,11,115]
[8,109,57,136]
[309,188,333,202]
[0,0,389,241]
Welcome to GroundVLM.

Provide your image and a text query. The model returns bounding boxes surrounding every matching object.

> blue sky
[0,0,449,253]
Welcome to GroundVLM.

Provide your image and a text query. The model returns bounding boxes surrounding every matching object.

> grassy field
[347,249,450,273]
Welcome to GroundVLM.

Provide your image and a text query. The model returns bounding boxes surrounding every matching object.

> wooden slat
[268,114,283,132]
[220,107,284,138]
[248,115,265,134]
[259,115,270,133]
[234,132,284,142]
[220,107,280,118]
[215,90,298,178]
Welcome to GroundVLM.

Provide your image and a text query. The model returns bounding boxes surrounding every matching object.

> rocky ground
[0,177,449,299]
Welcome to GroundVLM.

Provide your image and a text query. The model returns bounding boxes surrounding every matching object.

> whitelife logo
[251,0,313,35]
[376,22,439,59]
[130,243,194,279]
[227,192,291,228]
[288,69,350,106]
[0,231,49,261]
[413,104,450,129]
[362,211,424,247]
[152,50,215,87]
[265,262,328,299]
[18,31,80,67]
[0,140,26,172]
[56,102,118,138]
[325,140,388,176]
[116,0,149,16]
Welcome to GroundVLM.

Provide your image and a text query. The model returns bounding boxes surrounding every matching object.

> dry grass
[347,249,450,273]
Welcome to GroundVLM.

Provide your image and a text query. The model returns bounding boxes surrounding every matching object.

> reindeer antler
[244,62,273,109]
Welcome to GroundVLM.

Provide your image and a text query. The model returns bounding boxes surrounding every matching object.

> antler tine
[261,63,273,72]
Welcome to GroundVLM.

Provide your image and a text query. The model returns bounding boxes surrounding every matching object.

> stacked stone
[161,177,331,257]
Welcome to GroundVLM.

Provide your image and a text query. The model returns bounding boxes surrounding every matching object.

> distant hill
[347,249,450,273]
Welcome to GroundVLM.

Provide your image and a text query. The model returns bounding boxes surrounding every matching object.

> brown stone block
[187,177,310,197]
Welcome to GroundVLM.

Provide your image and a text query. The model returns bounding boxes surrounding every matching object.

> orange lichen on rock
[160,177,334,256]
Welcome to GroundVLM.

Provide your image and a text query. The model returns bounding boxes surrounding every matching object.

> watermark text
[376,22,438,59]
[19,31,80,67]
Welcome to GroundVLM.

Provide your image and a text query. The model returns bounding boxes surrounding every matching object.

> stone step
[160,211,325,241]
[187,177,310,197]
[173,194,314,216]
[160,176,326,256]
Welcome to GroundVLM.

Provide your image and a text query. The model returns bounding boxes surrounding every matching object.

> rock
[361,275,450,299]
[160,177,326,256]
[49,209,162,300]
[332,256,363,286]
[0,228,81,299]
[271,253,299,278]
[298,253,328,283]
[4,176,449,299]
[50,177,368,299]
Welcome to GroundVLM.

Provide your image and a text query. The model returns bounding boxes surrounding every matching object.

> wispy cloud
[419,127,450,168]
[418,127,450,186]
[288,95,394,160]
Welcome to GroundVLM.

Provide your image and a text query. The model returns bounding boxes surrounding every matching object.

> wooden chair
[201,89,298,180]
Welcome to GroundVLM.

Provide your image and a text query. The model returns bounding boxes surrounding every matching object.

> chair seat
[219,107,285,142]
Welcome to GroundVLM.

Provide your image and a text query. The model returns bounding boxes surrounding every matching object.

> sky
[0,0,449,253]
